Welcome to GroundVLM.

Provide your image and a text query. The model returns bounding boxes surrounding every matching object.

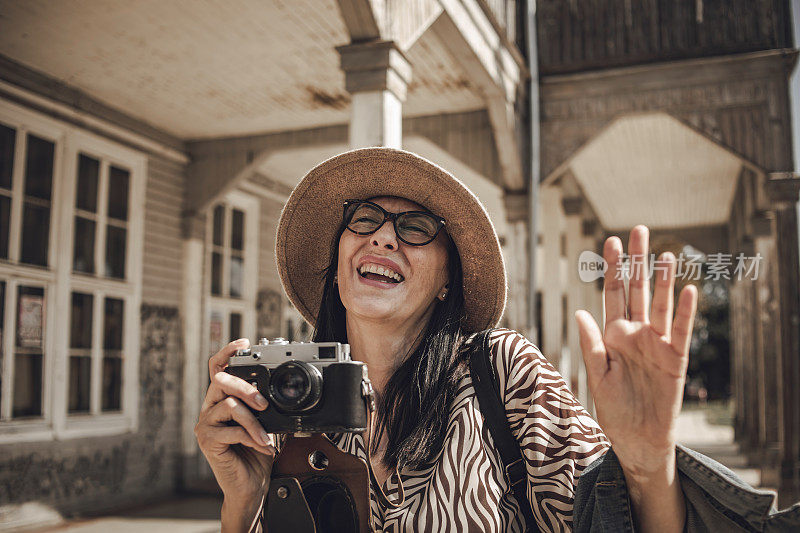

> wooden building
[0,0,798,526]
[0,0,529,525]
[534,0,800,507]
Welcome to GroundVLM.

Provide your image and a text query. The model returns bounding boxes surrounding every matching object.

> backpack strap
[468,330,539,532]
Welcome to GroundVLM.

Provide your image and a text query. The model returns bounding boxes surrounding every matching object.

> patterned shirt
[263,329,610,532]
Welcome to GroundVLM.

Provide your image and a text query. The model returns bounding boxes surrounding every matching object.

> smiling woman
[194,148,800,533]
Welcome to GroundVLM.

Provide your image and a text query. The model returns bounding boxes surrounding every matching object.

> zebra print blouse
[260,329,610,532]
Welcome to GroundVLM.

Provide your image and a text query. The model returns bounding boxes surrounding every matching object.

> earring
[333,274,338,285]
[438,288,448,301]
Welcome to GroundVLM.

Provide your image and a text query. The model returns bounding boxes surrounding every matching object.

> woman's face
[336,197,450,327]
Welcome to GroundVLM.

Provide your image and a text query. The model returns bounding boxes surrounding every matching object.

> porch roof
[543,112,757,232]
[0,0,484,139]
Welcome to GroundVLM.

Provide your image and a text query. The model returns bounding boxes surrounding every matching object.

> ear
[437,283,449,302]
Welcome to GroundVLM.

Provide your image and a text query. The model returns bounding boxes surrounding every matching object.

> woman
[195,148,796,532]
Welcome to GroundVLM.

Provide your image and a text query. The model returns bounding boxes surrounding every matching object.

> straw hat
[275,147,507,333]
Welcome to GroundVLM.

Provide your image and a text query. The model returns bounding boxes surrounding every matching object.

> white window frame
[202,190,258,370]
[0,100,144,443]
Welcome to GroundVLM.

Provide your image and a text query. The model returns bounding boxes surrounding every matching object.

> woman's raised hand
[195,339,276,531]
[574,225,697,531]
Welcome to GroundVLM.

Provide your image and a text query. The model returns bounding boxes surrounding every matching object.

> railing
[536,0,793,75]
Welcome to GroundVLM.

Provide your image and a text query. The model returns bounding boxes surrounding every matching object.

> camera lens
[268,361,322,412]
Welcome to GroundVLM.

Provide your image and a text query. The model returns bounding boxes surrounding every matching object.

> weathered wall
[143,156,187,307]
[0,304,183,516]
[540,51,797,178]
[0,149,186,516]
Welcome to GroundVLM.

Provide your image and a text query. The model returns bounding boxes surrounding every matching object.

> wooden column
[753,217,782,488]
[503,190,530,334]
[563,197,588,406]
[180,213,206,485]
[765,173,800,507]
[336,40,411,149]
[540,185,564,368]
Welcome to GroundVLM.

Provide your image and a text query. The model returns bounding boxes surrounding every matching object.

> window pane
[105,225,126,279]
[13,353,42,418]
[0,123,14,190]
[20,202,50,266]
[230,255,243,298]
[70,292,93,349]
[72,216,96,273]
[231,209,244,251]
[230,312,242,342]
[103,297,124,351]
[212,205,224,246]
[68,356,91,413]
[24,134,54,200]
[107,165,129,221]
[211,252,222,296]
[76,154,99,213]
[16,286,44,349]
[0,195,9,259]
[101,357,122,412]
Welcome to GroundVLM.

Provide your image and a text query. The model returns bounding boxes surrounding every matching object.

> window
[205,192,257,361]
[210,204,246,299]
[0,101,143,441]
[73,154,130,279]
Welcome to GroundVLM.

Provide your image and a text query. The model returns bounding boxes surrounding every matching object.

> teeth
[358,263,404,282]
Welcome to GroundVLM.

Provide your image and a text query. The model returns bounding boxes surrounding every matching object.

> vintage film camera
[226,338,370,433]
[226,338,374,533]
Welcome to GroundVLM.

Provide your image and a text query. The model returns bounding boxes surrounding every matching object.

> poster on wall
[257,289,281,340]
[18,293,44,348]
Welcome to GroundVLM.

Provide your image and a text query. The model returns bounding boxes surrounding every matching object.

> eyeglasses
[342,199,446,246]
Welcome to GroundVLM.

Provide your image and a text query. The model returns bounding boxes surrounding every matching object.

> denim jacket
[573,444,800,532]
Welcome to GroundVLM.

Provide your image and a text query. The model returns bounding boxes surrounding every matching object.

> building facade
[0,0,529,526]
[0,0,799,527]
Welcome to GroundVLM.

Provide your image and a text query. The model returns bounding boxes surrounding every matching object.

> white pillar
[503,190,530,333]
[564,207,585,404]
[350,91,403,148]
[181,216,205,482]
[540,185,564,368]
[337,40,411,149]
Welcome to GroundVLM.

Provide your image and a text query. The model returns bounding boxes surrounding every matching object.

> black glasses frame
[342,199,446,246]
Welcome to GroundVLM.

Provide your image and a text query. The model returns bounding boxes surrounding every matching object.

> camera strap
[361,379,407,510]
[468,329,539,532]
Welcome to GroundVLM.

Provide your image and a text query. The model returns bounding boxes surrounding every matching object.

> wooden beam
[427,1,524,190]
[336,0,382,42]
[486,97,524,189]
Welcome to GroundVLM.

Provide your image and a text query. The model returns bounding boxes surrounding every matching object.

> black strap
[468,330,539,532]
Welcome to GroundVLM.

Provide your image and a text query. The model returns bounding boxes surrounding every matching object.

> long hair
[313,219,468,470]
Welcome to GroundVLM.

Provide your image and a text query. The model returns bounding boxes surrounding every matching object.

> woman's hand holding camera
[195,338,276,532]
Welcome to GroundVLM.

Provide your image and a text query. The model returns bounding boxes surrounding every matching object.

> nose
[371,219,398,250]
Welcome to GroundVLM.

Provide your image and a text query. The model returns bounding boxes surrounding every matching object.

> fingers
[603,236,627,328]
[202,371,268,413]
[575,310,608,391]
[650,252,676,338]
[627,225,650,323]
[205,426,276,456]
[671,284,698,356]
[205,396,271,447]
[209,338,250,379]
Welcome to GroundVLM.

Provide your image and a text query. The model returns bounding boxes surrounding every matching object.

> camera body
[225,338,369,434]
